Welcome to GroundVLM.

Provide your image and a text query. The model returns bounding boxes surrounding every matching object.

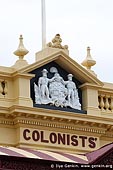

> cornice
[0,119,14,125]
[79,83,103,90]
[14,118,106,135]
[0,115,106,135]
[18,52,60,73]
[0,105,113,138]
[0,73,12,79]
[0,71,35,80]
[55,55,103,86]
[1,111,113,138]
[11,72,35,79]
[104,133,113,138]
[8,105,113,124]
[98,88,113,94]
[0,107,110,131]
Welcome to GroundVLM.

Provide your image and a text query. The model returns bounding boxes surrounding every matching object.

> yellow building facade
[0,34,113,158]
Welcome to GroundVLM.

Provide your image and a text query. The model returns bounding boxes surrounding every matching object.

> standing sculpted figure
[65,74,81,109]
[66,74,76,103]
[38,69,50,100]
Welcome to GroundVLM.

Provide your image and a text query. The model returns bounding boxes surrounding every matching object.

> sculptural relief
[65,74,81,110]
[34,67,81,110]
[34,69,53,104]
[49,67,67,107]
[47,34,68,50]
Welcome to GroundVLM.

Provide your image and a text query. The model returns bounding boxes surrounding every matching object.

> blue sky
[0,0,113,82]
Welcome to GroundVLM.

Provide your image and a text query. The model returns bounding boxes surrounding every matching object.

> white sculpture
[34,67,81,110]
[38,69,49,99]
[49,68,67,107]
[65,74,81,110]
[34,69,53,104]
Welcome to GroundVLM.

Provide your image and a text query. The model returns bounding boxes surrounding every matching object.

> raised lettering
[49,133,57,144]
[32,130,40,141]
[58,133,65,145]
[89,137,97,148]
[23,129,98,149]
[67,134,70,145]
[23,129,31,140]
[41,131,49,143]
[71,135,78,146]
[79,136,87,147]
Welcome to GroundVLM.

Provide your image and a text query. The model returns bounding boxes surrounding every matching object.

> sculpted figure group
[34,67,81,110]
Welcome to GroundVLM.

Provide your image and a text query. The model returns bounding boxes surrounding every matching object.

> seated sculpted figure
[49,70,66,102]
[47,34,68,50]
[50,72,64,84]
[52,34,62,48]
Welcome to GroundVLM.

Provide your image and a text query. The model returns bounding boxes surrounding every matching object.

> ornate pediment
[18,47,103,113]
[20,49,103,86]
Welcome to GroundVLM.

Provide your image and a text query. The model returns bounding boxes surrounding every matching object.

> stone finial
[81,47,96,70]
[12,35,29,69]
[13,35,29,59]
[47,34,68,50]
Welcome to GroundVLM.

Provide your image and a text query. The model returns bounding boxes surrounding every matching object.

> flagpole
[41,0,46,49]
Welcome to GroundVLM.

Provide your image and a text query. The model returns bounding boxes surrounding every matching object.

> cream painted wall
[0,49,113,154]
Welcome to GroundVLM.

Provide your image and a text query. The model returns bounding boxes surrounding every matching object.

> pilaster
[80,83,101,116]
[12,72,34,107]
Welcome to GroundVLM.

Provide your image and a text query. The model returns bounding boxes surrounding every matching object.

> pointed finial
[13,35,29,59]
[81,47,96,70]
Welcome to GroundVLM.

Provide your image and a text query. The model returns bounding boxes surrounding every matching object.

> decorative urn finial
[13,35,29,60]
[81,47,96,70]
